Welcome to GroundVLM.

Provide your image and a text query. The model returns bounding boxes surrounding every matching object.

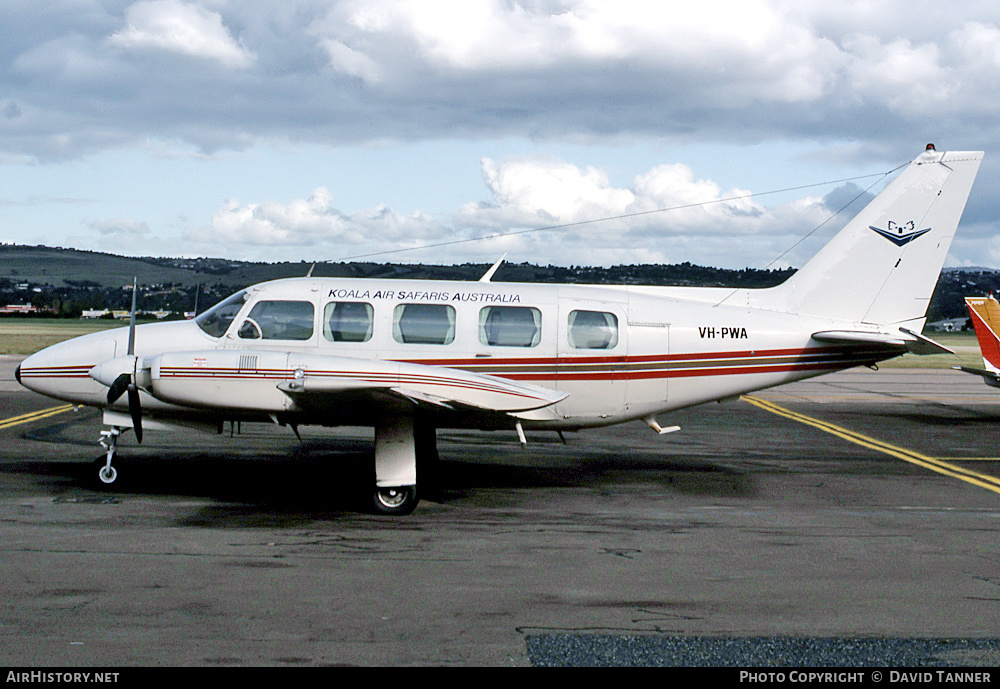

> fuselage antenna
[479,253,508,283]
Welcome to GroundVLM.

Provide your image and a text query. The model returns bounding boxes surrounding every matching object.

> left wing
[275,355,568,413]
[139,350,567,416]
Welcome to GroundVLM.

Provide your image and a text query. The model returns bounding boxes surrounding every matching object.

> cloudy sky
[2,0,999,270]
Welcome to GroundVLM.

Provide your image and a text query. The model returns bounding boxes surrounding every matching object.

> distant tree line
[2,262,997,323]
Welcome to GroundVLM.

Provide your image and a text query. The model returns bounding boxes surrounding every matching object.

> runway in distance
[16,145,983,515]
[958,295,1000,388]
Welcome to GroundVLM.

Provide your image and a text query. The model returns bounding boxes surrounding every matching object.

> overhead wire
[324,165,906,265]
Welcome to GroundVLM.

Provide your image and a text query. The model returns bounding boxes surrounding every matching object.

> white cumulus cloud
[194,187,447,254]
[109,0,256,68]
[183,155,843,269]
[2,1,998,268]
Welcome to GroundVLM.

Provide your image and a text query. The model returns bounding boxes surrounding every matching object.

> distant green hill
[0,244,796,291]
[1,244,205,289]
[2,244,997,321]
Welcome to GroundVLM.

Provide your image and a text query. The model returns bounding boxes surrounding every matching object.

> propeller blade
[127,385,143,443]
[108,372,131,405]
[127,277,137,356]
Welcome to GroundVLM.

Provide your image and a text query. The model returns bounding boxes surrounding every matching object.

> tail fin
[964,296,1000,377]
[761,146,983,327]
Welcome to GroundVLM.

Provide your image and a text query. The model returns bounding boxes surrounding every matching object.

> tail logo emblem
[869,220,931,246]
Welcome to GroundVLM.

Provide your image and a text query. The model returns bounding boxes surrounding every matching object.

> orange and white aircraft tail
[959,296,1000,388]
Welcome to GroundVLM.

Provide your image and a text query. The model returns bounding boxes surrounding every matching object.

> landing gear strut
[371,416,422,516]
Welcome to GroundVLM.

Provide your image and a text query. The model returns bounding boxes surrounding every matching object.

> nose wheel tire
[98,464,118,485]
[371,486,418,516]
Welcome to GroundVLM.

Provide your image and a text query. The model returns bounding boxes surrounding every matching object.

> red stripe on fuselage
[20,345,885,387]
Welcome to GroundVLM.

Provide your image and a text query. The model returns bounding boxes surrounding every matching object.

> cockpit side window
[237,300,315,341]
[195,290,248,338]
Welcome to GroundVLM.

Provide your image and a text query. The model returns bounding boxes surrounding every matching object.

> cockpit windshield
[195,290,248,338]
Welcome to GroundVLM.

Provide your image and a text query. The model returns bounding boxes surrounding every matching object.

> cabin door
[622,309,670,415]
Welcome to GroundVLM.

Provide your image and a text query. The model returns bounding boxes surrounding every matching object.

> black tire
[371,485,419,516]
[90,457,122,490]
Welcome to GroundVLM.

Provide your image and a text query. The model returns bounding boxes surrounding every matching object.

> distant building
[1,304,41,314]
[82,309,182,319]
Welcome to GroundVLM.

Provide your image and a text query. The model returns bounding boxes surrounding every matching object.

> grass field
[0,318,126,356]
[877,331,983,369]
[1,318,985,369]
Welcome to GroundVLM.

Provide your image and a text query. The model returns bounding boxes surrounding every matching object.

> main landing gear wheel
[371,486,418,516]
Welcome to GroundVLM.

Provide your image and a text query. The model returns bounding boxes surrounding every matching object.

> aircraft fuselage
[18,276,893,431]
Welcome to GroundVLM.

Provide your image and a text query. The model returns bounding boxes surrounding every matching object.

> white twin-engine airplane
[16,145,983,515]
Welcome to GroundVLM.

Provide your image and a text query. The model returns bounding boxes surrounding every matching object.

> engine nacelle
[147,350,294,412]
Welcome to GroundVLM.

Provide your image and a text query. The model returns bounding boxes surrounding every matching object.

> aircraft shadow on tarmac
[870,409,1000,426]
[12,413,756,523]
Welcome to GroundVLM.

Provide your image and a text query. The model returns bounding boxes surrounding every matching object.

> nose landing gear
[97,426,124,485]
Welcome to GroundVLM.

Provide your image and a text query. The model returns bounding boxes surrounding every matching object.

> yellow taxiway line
[0,404,75,430]
[742,395,1000,495]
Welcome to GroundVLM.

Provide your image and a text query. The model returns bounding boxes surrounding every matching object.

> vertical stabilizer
[965,296,1000,374]
[763,147,982,327]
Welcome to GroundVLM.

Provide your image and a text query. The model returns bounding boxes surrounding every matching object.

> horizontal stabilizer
[954,366,1000,389]
[811,328,953,355]
[812,330,907,348]
[898,327,955,355]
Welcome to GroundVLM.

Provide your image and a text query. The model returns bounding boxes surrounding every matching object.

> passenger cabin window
[393,303,455,345]
[237,300,315,341]
[479,306,541,347]
[324,302,373,342]
[195,290,247,338]
[567,310,619,349]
